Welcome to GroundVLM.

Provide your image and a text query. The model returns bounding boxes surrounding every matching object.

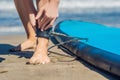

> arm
[36,0,60,31]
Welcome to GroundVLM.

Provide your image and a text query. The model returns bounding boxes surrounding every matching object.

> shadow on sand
[0,57,5,63]
[0,44,33,63]
[58,46,120,80]
[76,58,120,80]
[0,44,119,79]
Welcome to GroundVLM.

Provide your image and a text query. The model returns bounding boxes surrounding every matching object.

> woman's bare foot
[9,38,36,52]
[27,38,50,64]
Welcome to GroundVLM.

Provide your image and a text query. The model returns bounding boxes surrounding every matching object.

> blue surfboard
[52,20,120,76]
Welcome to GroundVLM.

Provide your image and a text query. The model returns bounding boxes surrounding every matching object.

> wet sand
[0,34,119,80]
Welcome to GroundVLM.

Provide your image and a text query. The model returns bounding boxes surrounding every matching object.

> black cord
[47,28,89,62]
[48,31,88,52]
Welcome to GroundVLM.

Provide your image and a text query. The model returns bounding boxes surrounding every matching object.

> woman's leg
[14,0,50,64]
[28,37,50,64]
[27,0,51,64]
[12,0,37,51]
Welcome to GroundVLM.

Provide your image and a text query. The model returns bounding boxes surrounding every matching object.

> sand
[0,34,119,80]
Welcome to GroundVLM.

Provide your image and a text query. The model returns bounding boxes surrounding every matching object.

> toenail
[42,62,45,64]
[26,62,31,65]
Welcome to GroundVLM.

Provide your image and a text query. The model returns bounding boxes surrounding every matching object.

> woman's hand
[36,0,59,31]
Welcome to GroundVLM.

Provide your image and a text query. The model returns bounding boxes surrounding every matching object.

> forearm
[36,0,60,11]
[36,0,60,30]
[37,0,59,2]
[49,0,60,7]
[36,0,60,5]
[49,0,60,3]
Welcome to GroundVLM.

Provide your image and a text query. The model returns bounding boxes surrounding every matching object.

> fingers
[36,10,57,31]
[37,14,54,31]
[38,15,48,29]
[37,14,47,28]
[40,17,53,31]
[44,18,56,30]
[35,9,43,20]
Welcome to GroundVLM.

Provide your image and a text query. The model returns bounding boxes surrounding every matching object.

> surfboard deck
[51,20,120,76]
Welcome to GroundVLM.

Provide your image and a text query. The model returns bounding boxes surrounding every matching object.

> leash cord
[48,31,88,51]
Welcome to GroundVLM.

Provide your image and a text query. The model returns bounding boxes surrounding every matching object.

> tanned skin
[13,0,59,64]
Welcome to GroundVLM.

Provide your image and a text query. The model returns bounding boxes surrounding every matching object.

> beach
[1,0,120,35]
[0,0,120,80]
[0,34,119,80]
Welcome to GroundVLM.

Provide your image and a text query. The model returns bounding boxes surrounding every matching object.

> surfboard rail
[51,20,120,76]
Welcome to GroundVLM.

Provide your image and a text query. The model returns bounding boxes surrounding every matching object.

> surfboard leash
[46,26,88,61]
[48,31,89,51]
[50,31,88,41]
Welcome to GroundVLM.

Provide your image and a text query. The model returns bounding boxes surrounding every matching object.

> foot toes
[26,57,36,65]
[26,58,50,65]
[26,61,37,65]
[26,62,31,65]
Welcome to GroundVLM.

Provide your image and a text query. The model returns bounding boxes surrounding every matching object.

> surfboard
[51,20,120,76]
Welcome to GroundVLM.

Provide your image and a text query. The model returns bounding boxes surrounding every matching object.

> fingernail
[42,62,45,64]
[41,29,44,31]
[44,28,47,31]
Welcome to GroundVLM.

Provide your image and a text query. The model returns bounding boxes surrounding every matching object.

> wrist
[49,0,60,4]
[49,0,60,7]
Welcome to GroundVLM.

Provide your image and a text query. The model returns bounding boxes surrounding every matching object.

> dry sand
[0,34,119,80]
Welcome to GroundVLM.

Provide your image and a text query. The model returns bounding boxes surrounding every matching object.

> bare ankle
[28,37,37,43]
[36,37,49,47]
